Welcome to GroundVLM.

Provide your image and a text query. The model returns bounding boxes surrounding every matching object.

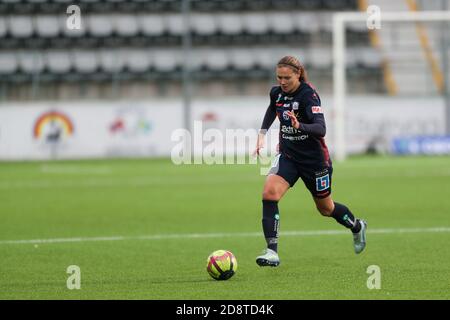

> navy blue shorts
[268,153,333,199]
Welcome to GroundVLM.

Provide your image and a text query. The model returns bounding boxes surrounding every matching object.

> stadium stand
[0,0,359,14]
[0,0,383,100]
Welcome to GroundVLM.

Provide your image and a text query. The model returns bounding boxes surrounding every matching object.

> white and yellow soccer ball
[206,250,238,280]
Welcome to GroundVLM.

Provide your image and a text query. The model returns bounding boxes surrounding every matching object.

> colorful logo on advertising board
[33,111,75,143]
[109,108,152,137]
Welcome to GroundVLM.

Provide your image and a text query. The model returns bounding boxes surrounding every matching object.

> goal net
[332,9,450,160]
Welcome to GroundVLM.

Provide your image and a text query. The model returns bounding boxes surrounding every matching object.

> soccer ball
[206,250,237,281]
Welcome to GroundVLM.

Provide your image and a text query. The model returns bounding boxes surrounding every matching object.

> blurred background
[1,1,450,300]
[0,0,449,160]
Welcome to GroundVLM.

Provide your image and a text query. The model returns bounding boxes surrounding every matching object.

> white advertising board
[0,96,445,160]
[0,101,182,160]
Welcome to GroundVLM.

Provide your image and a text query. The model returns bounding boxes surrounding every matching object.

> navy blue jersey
[261,82,331,168]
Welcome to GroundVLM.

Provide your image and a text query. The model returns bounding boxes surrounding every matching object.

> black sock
[262,200,280,252]
[331,202,361,233]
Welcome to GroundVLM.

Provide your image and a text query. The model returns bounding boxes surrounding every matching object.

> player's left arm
[286,91,326,137]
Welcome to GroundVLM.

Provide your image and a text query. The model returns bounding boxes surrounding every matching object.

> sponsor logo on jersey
[311,106,323,114]
[292,102,299,110]
[281,125,298,134]
[315,168,329,177]
[282,134,309,141]
[276,94,282,103]
[275,95,283,106]
[282,111,290,120]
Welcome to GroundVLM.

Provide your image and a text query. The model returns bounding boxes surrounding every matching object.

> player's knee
[316,203,334,217]
[262,187,281,201]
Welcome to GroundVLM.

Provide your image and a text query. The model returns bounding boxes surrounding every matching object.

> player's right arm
[254,87,278,156]
[286,88,326,138]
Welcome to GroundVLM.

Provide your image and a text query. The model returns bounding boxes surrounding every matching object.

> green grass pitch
[0,156,449,299]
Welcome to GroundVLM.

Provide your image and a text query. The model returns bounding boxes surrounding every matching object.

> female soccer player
[254,56,367,267]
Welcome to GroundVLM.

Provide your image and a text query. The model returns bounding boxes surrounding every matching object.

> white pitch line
[0,227,449,245]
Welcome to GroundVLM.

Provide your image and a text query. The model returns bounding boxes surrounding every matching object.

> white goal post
[332,10,450,161]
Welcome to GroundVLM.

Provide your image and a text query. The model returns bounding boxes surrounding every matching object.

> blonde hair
[277,56,308,82]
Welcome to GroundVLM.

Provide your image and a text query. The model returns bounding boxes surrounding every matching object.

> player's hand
[253,132,265,157]
[286,111,300,129]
